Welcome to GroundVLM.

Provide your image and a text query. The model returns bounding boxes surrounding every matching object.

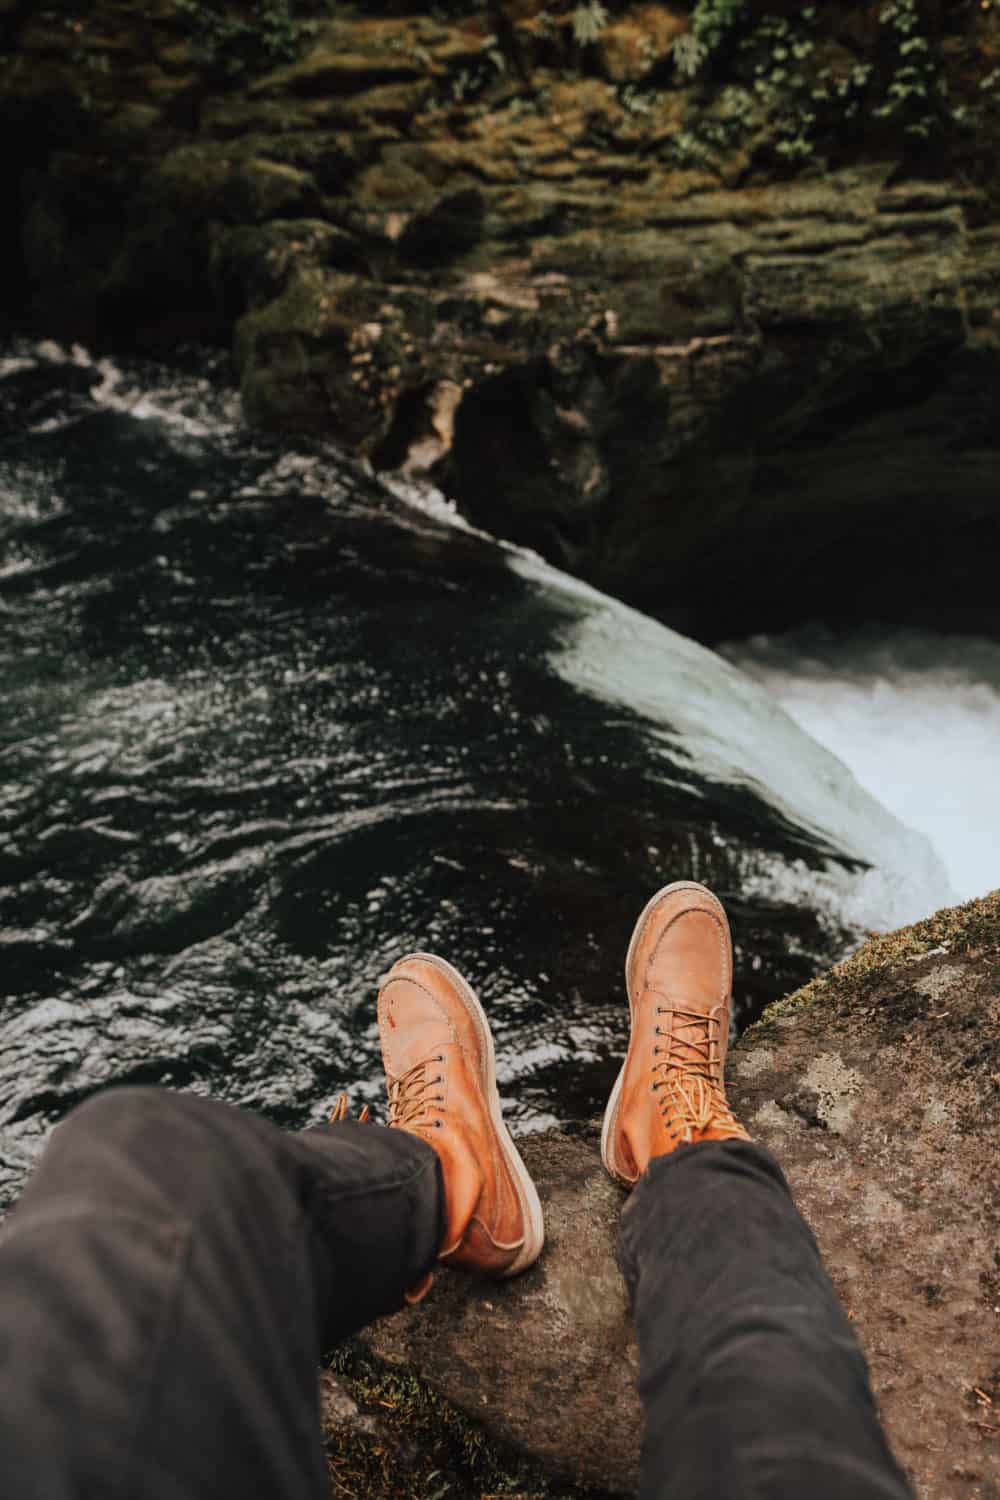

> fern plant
[174,0,314,81]
[690,0,747,55]
[673,32,706,80]
[572,1,609,47]
[874,0,950,140]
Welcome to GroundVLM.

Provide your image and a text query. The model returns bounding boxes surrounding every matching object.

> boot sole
[406,951,545,1276]
[600,881,731,1188]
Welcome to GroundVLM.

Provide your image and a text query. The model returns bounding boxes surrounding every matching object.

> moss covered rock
[343,892,1000,1498]
[2,1,1000,638]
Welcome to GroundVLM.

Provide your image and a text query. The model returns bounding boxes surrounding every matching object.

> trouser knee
[27,1086,222,1217]
[58,1085,200,1155]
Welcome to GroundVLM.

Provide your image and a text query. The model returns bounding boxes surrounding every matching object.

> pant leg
[0,1086,443,1500]
[619,1139,915,1500]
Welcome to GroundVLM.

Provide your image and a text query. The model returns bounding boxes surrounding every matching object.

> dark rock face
[441,180,1000,642]
[360,893,1000,1499]
[2,4,999,642]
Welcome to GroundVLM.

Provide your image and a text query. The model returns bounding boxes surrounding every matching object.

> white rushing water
[721,628,1000,905]
[389,474,953,934]
[510,559,954,931]
[4,340,242,437]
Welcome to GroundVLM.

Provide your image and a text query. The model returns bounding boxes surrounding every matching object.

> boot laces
[385,1060,447,1309]
[387,1056,445,1131]
[328,1094,370,1125]
[652,1005,749,1144]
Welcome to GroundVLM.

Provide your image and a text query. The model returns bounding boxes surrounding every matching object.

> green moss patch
[746,887,1000,1036]
[324,1343,614,1500]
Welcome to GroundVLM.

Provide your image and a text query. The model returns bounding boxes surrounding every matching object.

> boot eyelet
[434,1120,443,1129]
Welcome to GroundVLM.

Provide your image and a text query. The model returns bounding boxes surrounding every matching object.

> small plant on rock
[875,0,951,140]
[572,1,609,48]
[175,0,317,81]
[673,31,706,80]
[689,0,748,59]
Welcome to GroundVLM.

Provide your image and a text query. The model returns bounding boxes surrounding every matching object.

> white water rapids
[721,628,1000,906]
[388,473,954,934]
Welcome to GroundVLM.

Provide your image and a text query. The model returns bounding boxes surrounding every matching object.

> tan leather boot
[601,881,750,1188]
[378,952,544,1291]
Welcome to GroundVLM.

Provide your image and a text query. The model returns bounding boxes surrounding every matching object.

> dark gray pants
[0,1088,913,1500]
[619,1142,915,1499]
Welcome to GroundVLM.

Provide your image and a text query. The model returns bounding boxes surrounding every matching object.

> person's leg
[0,949,543,1500]
[620,1139,915,1500]
[603,881,914,1500]
[0,1087,443,1500]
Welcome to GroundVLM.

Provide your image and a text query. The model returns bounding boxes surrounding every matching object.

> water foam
[1,340,241,439]
[391,478,954,932]
[721,628,1000,904]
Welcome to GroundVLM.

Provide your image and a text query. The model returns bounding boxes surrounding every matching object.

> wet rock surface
[2,3,999,641]
[358,892,1000,1499]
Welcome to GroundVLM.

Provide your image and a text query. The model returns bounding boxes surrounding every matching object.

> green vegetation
[688,0,745,59]
[571,2,609,47]
[745,887,1000,1037]
[325,1343,605,1500]
[874,0,955,139]
[664,0,995,171]
[158,0,1000,167]
[14,1,999,183]
[174,0,321,80]
[399,1,998,177]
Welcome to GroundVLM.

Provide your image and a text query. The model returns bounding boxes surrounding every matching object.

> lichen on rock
[336,891,1000,1498]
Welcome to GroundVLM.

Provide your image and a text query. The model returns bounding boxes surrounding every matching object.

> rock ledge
[339,893,1000,1499]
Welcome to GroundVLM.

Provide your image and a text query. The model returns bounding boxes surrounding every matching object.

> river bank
[1,10,997,1494]
[2,2,999,642]
[325,889,1000,1500]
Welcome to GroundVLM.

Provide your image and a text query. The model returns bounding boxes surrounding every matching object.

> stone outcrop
[369,1126,639,1493]
[340,892,1000,1498]
[2,2,999,640]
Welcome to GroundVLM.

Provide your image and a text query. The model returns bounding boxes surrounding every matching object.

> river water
[0,343,952,1207]
[722,627,1000,904]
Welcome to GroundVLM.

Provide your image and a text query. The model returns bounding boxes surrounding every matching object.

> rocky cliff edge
[323,891,999,1499]
[2,2,1000,639]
